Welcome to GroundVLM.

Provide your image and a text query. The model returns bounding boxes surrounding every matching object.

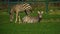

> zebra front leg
[15,12,18,23]
[18,13,22,24]
[18,15,22,24]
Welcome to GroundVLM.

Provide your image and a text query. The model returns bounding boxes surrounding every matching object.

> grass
[0,9,60,34]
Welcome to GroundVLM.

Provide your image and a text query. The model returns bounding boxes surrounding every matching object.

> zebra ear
[38,11,40,14]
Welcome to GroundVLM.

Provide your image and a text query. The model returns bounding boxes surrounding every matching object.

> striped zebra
[22,11,43,23]
[10,3,32,24]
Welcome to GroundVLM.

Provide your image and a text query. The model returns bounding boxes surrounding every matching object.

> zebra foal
[10,3,32,24]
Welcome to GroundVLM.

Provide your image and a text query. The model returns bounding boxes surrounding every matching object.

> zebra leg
[10,14,14,23]
[10,10,14,23]
[15,12,18,23]
[18,14,22,24]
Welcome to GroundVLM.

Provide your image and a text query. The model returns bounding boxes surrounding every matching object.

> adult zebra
[10,3,32,24]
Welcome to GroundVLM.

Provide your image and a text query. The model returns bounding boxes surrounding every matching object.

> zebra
[10,3,32,24]
[22,11,43,23]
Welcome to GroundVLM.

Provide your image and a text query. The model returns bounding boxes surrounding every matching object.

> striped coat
[10,3,32,24]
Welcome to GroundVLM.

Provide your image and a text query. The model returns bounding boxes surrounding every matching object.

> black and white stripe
[23,3,32,10]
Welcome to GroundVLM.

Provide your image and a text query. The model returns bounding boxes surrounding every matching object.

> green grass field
[0,9,60,34]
